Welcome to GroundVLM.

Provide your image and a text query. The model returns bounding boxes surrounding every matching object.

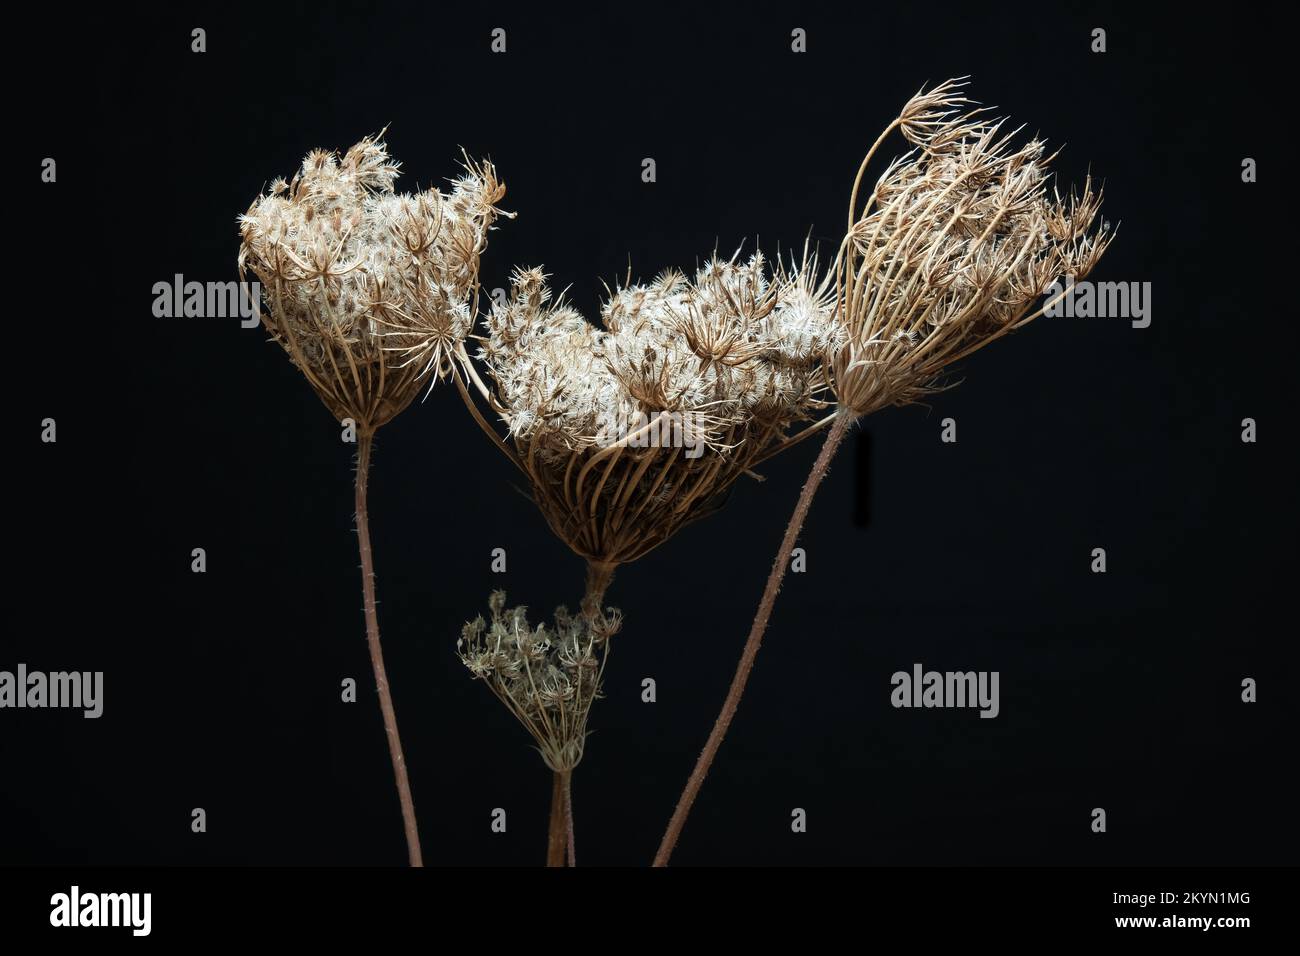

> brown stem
[653,411,853,867]
[564,772,576,867]
[581,560,617,620]
[355,431,424,867]
[542,562,613,869]
[547,771,567,867]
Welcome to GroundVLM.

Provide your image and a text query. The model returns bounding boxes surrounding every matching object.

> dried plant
[249,78,1111,868]
[238,134,506,425]
[237,134,508,866]
[655,78,1113,865]
[447,249,842,863]
[830,79,1110,417]
[470,250,842,596]
[457,591,622,865]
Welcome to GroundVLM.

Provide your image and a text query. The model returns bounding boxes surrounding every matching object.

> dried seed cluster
[232,79,1114,790]
[484,252,840,453]
[457,591,622,772]
[238,134,506,430]
[444,82,1109,571]
[831,78,1112,415]
[475,252,841,563]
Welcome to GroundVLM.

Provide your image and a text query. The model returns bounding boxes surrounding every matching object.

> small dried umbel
[458,590,621,866]
[238,134,506,432]
[467,251,841,586]
[457,590,621,774]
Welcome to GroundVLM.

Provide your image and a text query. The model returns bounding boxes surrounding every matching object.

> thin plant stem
[582,560,617,620]
[564,772,576,867]
[452,357,523,472]
[544,562,616,868]
[547,771,567,867]
[355,431,424,867]
[653,411,853,866]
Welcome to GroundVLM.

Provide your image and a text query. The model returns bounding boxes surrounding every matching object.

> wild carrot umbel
[238,134,508,865]
[457,592,621,865]
[467,254,843,575]
[655,78,1113,866]
[444,251,843,861]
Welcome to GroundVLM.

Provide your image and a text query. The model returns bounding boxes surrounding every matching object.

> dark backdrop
[5,3,1292,866]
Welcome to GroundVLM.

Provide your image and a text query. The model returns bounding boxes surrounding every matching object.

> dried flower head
[472,249,842,566]
[457,591,622,772]
[238,133,507,431]
[831,78,1113,416]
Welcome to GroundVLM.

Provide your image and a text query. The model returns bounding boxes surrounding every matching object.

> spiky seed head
[830,79,1113,417]
[238,134,507,431]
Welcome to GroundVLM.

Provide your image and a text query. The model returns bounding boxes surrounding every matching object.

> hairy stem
[653,411,853,866]
[564,771,576,867]
[355,432,423,867]
[547,771,568,867]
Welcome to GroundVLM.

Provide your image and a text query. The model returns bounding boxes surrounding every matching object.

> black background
[4,3,1292,868]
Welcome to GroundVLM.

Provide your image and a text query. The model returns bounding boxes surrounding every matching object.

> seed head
[238,134,508,430]
[831,80,1113,416]
[457,591,621,772]
[476,250,842,564]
